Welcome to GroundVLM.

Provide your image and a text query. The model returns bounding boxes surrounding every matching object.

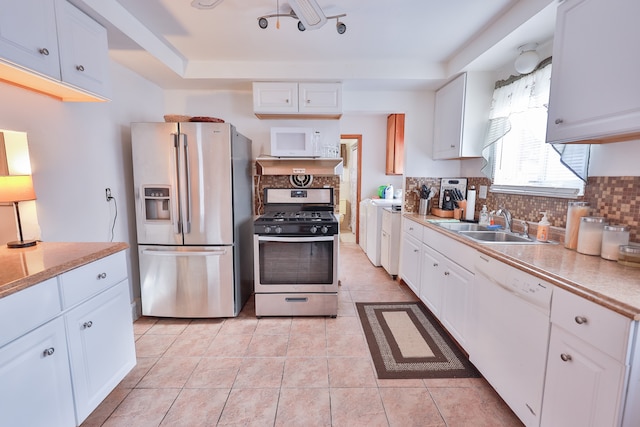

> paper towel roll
[465,187,476,221]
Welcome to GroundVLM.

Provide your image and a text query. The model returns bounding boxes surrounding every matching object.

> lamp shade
[0,175,36,203]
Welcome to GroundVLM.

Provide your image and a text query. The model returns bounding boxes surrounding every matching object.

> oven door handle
[257,235,336,243]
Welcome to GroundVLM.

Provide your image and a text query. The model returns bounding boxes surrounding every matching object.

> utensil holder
[419,199,431,216]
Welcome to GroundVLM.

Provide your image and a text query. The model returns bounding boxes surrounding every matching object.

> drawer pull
[43,347,55,357]
[433,263,438,267]
[285,297,308,303]
[39,48,50,56]
[574,316,588,325]
[97,272,107,280]
[555,118,564,125]
[560,353,572,362]
[83,321,93,329]
[76,64,85,72]
[444,271,450,276]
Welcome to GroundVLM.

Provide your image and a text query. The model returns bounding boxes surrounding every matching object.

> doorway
[339,134,362,244]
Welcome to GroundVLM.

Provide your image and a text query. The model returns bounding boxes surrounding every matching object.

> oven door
[254,234,339,293]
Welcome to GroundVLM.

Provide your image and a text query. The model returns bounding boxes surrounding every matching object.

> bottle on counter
[478,205,490,226]
[384,184,394,200]
[536,212,550,242]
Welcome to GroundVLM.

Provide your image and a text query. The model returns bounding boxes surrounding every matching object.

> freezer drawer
[139,245,236,318]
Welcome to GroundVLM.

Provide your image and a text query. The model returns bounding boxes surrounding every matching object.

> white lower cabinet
[541,286,633,427]
[419,244,444,317]
[400,218,423,294]
[381,209,401,277]
[65,280,136,424]
[401,218,474,351]
[0,317,75,427]
[542,326,626,427]
[0,250,135,427]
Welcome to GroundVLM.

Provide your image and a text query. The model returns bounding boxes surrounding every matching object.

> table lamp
[0,175,37,248]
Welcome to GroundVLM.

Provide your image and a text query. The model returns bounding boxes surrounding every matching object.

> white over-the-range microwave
[270,127,316,157]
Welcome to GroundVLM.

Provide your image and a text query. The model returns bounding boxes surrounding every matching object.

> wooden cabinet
[0,317,75,427]
[546,0,640,144]
[0,0,110,101]
[253,82,342,118]
[433,72,493,159]
[541,286,631,426]
[381,208,401,277]
[386,113,404,175]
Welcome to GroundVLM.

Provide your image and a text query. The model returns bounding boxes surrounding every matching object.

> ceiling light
[191,0,223,10]
[289,0,327,30]
[514,43,540,75]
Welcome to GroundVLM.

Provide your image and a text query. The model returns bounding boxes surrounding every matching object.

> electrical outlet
[105,188,112,201]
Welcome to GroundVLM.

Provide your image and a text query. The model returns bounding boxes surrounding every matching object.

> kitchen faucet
[496,206,513,233]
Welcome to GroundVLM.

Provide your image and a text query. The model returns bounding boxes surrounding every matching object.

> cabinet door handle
[413,249,419,253]
[285,99,290,104]
[444,271,450,276]
[560,353,572,362]
[83,321,93,329]
[574,316,588,325]
[433,263,438,267]
[43,347,55,357]
[555,118,564,125]
[38,48,50,56]
[76,65,85,72]
[450,144,455,148]
[97,272,107,280]
[306,99,311,104]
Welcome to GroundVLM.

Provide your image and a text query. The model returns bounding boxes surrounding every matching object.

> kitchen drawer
[551,286,631,362]
[403,218,423,241]
[59,251,127,309]
[0,278,61,347]
[423,226,476,272]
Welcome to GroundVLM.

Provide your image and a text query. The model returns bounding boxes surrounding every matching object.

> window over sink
[481,59,587,197]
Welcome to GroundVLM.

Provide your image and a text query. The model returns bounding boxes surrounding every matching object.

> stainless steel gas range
[253,188,339,317]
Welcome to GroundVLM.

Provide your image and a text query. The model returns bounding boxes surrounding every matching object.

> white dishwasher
[471,253,553,427]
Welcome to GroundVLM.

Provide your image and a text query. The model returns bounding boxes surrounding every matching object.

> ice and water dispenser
[143,186,171,221]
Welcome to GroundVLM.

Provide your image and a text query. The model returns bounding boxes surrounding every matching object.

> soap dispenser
[536,212,550,242]
[478,205,490,226]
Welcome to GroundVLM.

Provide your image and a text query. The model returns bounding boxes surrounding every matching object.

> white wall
[0,61,165,305]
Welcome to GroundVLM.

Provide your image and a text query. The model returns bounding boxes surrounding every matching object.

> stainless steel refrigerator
[131,122,253,318]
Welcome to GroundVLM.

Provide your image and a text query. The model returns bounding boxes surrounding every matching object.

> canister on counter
[576,217,608,256]
[564,201,590,250]
[601,225,630,260]
[618,245,640,268]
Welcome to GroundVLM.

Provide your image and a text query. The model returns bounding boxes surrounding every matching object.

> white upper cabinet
[433,72,493,159]
[546,0,640,144]
[0,0,110,101]
[0,0,61,78]
[56,0,111,98]
[253,82,342,119]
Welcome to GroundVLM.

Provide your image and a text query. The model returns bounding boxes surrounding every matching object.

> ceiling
[72,0,557,91]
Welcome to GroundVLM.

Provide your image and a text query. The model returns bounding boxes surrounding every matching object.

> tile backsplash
[405,176,640,243]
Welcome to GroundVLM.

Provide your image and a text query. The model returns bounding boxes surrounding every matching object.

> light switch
[479,185,488,199]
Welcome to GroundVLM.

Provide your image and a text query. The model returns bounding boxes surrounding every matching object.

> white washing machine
[365,199,400,266]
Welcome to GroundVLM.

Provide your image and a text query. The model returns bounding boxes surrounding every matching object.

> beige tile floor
[82,241,523,427]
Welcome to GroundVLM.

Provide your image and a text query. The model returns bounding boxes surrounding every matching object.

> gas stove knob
[264,226,271,234]
[310,226,318,234]
[321,226,328,234]
[275,226,282,234]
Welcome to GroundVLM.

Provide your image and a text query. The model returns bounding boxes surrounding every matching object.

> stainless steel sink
[436,222,490,232]
[458,230,542,244]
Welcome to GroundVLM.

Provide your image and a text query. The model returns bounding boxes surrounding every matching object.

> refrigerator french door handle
[182,134,192,234]
[142,248,227,256]
[172,133,183,235]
